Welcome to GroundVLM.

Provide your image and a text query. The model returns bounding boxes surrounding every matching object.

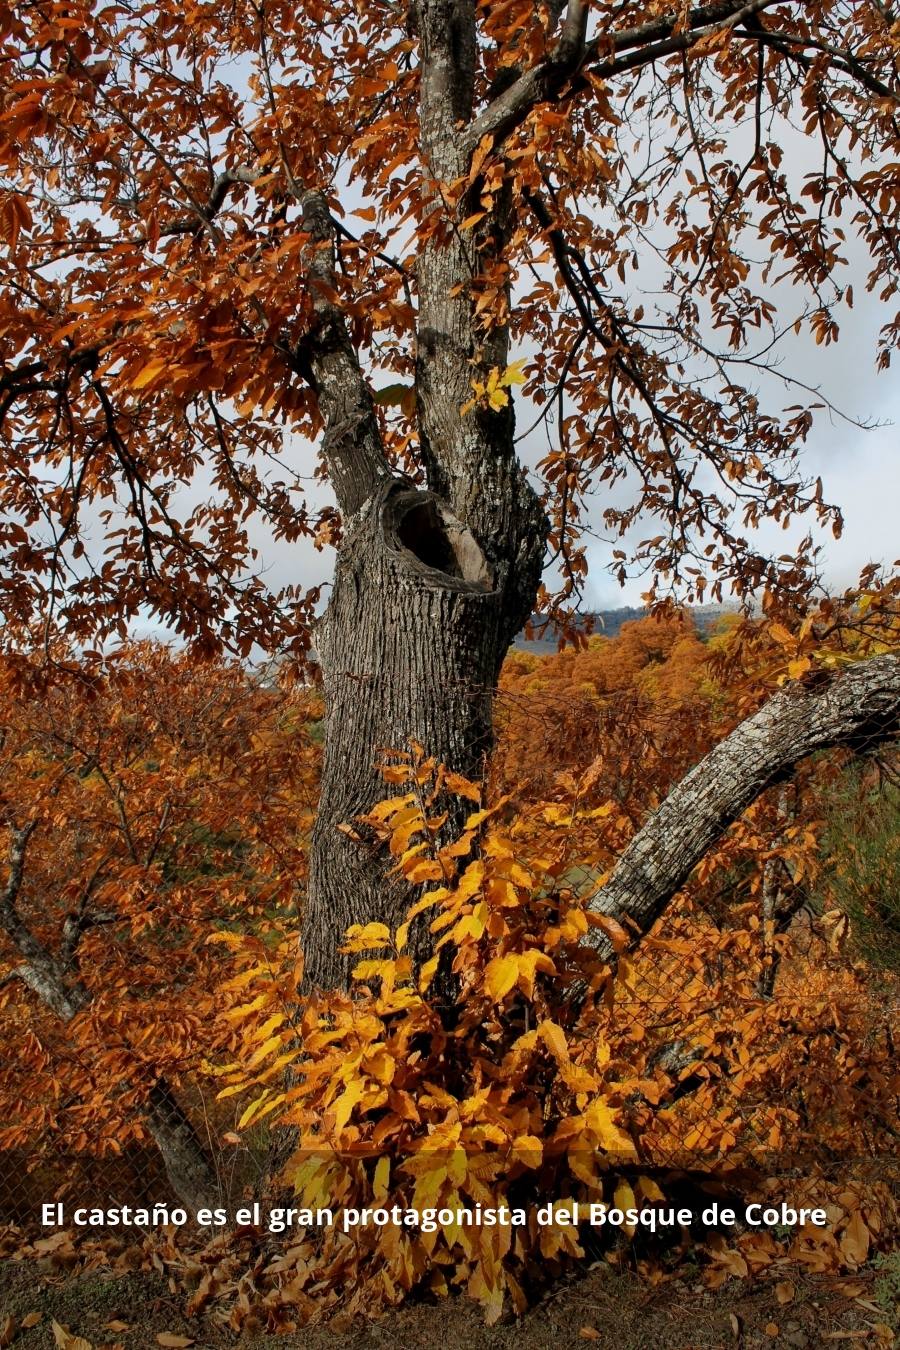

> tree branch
[293,190,393,518]
[463,0,782,155]
[584,653,900,963]
[0,822,90,1020]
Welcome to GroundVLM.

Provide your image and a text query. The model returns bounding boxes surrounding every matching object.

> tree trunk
[303,479,541,992]
[1,826,217,1212]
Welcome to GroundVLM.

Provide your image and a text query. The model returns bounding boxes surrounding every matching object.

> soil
[1,1256,896,1349]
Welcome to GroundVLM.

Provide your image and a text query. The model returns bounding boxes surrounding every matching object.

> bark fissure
[304,483,509,991]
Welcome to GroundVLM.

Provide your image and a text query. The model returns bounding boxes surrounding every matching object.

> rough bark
[584,653,900,962]
[303,479,540,992]
[1,825,217,1212]
[298,0,546,991]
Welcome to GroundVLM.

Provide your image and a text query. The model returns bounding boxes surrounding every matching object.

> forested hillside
[1,595,897,1335]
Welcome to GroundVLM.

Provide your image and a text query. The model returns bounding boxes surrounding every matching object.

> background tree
[2,0,900,989]
[0,644,318,1206]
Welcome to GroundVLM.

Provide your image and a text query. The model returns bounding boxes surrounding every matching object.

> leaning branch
[292,191,393,518]
[585,652,900,961]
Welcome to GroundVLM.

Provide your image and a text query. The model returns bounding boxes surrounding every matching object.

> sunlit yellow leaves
[484,954,519,1000]
[8,611,898,1335]
[342,922,392,952]
[461,359,528,414]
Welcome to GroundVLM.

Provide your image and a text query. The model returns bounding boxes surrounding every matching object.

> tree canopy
[2,0,898,661]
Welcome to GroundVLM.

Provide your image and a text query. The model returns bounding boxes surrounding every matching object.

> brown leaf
[839,1211,869,1266]
[51,1322,93,1350]
[156,1337,195,1348]
[0,1316,16,1350]
[775,1279,795,1305]
[22,1314,42,1329]
[579,1330,601,1342]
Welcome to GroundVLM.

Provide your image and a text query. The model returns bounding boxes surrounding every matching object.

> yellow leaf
[364,1050,396,1085]
[331,1080,364,1134]
[419,955,439,992]
[407,888,448,921]
[501,358,527,386]
[614,1181,637,1225]
[250,1011,286,1042]
[484,955,519,1000]
[636,1176,665,1204]
[245,1033,284,1069]
[403,858,444,883]
[224,992,268,1021]
[455,860,485,902]
[131,359,165,390]
[373,1155,390,1201]
[52,1325,94,1350]
[539,1020,569,1061]
[787,657,811,679]
[237,1091,272,1129]
[511,1134,543,1168]
[442,770,481,802]
[342,921,392,952]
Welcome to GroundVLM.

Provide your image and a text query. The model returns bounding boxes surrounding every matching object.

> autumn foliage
[0,645,316,1165]
[2,591,897,1327]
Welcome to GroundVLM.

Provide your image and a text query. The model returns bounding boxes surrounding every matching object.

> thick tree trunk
[303,479,541,992]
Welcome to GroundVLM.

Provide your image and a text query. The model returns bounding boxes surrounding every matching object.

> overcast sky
[237,103,900,618]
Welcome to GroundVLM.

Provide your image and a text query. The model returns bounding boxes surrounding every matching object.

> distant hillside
[514,605,734,653]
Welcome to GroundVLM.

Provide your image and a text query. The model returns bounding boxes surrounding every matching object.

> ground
[1,1256,896,1348]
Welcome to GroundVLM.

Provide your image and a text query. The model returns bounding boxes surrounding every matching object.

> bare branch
[0,822,90,1020]
[293,190,394,517]
[584,653,900,964]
